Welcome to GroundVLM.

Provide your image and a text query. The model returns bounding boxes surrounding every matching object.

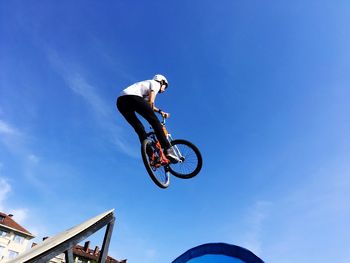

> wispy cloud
[0,120,19,136]
[68,74,110,116]
[0,119,51,193]
[0,177,11,211]
[0,176,44,237]
[258,160,350,262]
[0,119,35,159]
[0,118,35,160]
[10,208,28,222]
[240,201,271,256]
[27,154,40,164]
[0,177,27,224]
[0,119,23,151]
[46,49,138,158]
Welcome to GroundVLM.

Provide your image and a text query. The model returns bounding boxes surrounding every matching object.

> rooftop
[0,211,34,238]
[74,241,127,263]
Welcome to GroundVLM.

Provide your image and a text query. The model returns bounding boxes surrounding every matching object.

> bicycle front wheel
[169,139,202,179]
[141,139,170,189]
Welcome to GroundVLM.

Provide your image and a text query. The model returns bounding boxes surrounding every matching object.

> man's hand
[161,111,170,118]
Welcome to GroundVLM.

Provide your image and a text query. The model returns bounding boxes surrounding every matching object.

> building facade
[0,212,34,262]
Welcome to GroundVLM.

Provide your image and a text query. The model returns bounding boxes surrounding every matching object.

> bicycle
[141,114,202,188]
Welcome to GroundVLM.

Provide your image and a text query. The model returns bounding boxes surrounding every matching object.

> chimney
[83,241,90,253]
[94,246,99,255]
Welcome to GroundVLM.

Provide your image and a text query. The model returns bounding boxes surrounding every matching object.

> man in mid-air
[117,74,179,162]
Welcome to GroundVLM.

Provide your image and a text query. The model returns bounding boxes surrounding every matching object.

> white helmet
[153,74,168,87]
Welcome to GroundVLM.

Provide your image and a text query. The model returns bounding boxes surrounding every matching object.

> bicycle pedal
[160,158,170,165]
[150,159,161,167]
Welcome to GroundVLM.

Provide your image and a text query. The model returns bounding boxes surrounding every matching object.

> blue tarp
[172,243,264,263]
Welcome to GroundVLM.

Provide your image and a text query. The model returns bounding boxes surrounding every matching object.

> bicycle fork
[167,134,184,163]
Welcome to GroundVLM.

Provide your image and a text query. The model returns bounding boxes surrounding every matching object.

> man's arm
[149,90,156,110]
[149,91,170,118]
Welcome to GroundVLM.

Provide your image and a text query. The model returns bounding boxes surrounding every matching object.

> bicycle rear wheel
[169,139,202,179]
[141,139,170,189]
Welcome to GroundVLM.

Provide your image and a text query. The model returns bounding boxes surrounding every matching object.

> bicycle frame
[142,113,202,187]
[147,116,184,163]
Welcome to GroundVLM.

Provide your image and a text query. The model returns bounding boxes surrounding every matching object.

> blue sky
[1,1,350,262]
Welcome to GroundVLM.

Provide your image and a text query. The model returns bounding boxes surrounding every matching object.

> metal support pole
[98,217,115,263]
[65,248,74,263]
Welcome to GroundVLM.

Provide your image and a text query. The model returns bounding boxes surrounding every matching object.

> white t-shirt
[120,80,161,101]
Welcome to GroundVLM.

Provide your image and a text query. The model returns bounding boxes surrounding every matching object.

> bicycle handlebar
[156,111,167,124]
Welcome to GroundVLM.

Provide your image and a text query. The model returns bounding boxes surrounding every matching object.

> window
[0,215,5,222]
[0,230,8,237]
[75,257,90,263]
[13,235,25,244]
[8,250,19,259]
[0,246,5,256]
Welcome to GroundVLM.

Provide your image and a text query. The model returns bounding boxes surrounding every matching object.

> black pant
[117,95,171,149]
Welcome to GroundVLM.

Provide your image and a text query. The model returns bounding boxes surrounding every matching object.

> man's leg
[118,96,180,163]
[134,99,171,150]
[117,96,147,143]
